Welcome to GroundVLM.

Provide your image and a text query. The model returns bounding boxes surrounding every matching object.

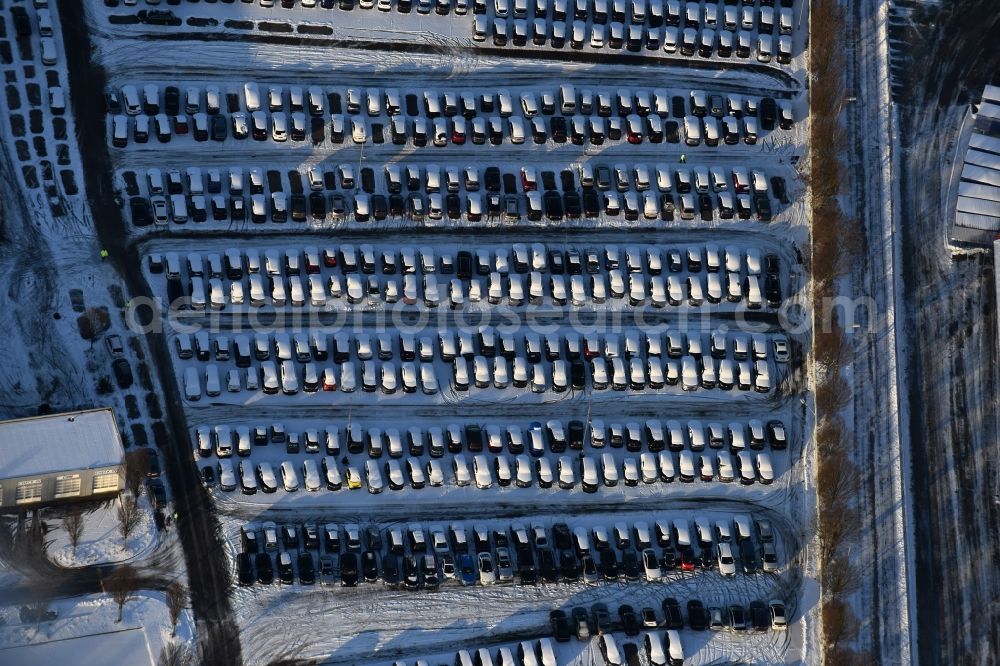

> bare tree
[123,450,150,497]
[64,510,85,557]
[105,565,139,623]
[117,494,142,549]
[166,582,187,637]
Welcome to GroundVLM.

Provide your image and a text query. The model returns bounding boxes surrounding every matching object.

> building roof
[0,409,124,480]
[969,132,1000,156]
[0,628,154,666]
[961,163,1000,187]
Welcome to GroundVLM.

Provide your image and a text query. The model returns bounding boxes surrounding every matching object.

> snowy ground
[0,592,194,666]
[48,496,160,569]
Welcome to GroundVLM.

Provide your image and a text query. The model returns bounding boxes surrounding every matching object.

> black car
[146,479,167,510]
[401,555,420,590]
[770,176,789,204]
[699,193,714,221]
[539,548,560,583]
[552,522,573,550]
[599,549,619,580]
[760,97,777,131]
[764,253,781,276]
[130,197,151,226]
[740,539,758,574]
[277,553,295,585]
[112,358,134,389]
[687,599,709,630]
[518,564,538,585]
[255,552,274,584]
[591,603,611,634]
[543,191,564,220]
[382,553,401,588]
[621,550,641,581]
[571,361,586,390]
[618,604,641,636]
[549,116,567,143]
[237,552,254,586]
[559,550,581,581]
[361,551,379,582]
[622,642,640,666]
[211,115,228,141]
[309,192,326,220]
[290,194,307,221]
[201,465,216,487]
[755,194,773,221]
[729,604,748,631]
[145,449,162,478]
[421,556,440,590]
[550,609,572,642]
[661,598,684,629]
[341,553,359,587]
[660,549,676,571]
[765,274,782,307]
[749,600,769,631]
[372,195,389,221]
[298,553,316,585]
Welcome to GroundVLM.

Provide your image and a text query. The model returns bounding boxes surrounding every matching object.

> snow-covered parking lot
[78,0,816,659]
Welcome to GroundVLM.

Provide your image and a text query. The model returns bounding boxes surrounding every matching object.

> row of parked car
[178,326,788,370]
[156,236,781,282]
[195,416,788,460]
[114,82,789,128]
[131,185,776,225]
[235,514,779,588]
[477,15,792,63]
[127,163,785,226]
[155,239,778,282]
[153,241,783,308]
[165,260,778,309]
[482,0,796,30]
[130,163,783,202]
[181,346,778,398]
[548,597,787,642]
[209,446,778,495]
[113,103,788,148]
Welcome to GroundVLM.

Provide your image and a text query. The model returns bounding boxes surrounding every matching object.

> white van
[683,115,702,146]
[204,364,221,397]
[122,85,141,115]
[183,366,201,401]
[40,37,57,65]
[37,9,53,36]
[244,83,261,111]
[559,84,576,114]
[302,460,321,491]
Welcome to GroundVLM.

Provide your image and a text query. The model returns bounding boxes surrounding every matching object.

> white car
[279,461,300,492]
[217,460,236,491]
[473,454,493,489]
[515,455,533,488]
[365,459,385,494]
[385,459,406,490]
[642,548,662,582]
[557,455,576,489]
[426,459,445,487]
[302,460,321,491]
[756,452,774,484]
[717,541,737,575]
[453,454,472,487]
[773,335,790,362]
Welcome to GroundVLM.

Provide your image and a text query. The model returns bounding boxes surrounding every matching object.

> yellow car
[345,466,363,490]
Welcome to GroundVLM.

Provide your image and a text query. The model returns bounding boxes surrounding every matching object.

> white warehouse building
[0,408,125,510]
